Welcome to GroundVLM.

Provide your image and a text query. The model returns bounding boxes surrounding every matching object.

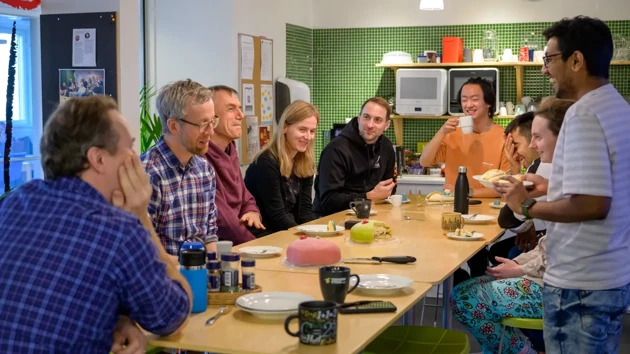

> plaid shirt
[141,137,219,255]
[0,177,190,353]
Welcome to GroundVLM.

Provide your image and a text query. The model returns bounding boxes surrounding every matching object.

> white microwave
[395,69,447,116]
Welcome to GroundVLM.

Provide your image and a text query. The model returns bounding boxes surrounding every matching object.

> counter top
[396,175,445,184]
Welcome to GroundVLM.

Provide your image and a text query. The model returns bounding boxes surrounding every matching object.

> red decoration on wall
[0,0,41,10]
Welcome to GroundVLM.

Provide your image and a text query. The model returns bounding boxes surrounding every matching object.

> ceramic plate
[446,231,485,241]
[384,198,410,204]
[236,292,314,313]
[473,175,533,189]
[346,209,378,216]
[296,224,345,236]
[463,214,495,224]
[349,274,413,295]
[235,303,296,320]
[237,246,283,258]
[489,201,505,209]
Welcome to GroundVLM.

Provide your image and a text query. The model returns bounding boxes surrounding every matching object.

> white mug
[533,51,545,63]
[473,49,484,63]
[389,195,403,207]
[459,116,473,134]
[506,102,515,115]
[499,107,508,116]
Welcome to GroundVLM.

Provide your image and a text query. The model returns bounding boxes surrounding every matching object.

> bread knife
[342,256,417,264]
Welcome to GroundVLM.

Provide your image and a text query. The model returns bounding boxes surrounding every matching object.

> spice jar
[220,252,240,292]
[241,259,256,290]
[206,260,221,293]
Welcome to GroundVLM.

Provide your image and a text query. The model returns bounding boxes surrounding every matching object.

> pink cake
[286,237,341,266]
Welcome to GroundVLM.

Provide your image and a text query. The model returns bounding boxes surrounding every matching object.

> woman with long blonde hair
[244,100,319,234]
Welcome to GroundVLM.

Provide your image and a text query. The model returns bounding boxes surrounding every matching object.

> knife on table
[342,256,417,264]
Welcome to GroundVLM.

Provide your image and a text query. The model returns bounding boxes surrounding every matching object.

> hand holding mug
[439,117,460,135]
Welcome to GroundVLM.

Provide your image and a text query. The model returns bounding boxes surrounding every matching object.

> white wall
[147,0,236,90]
[312,0,630,28]
[233,0,313,86]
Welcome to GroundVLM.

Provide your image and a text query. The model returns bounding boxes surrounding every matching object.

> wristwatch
[521,198,537,220]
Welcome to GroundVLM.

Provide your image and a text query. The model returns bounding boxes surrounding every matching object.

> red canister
[519,47,530,62]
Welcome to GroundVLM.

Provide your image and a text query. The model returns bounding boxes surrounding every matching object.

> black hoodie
[313,117,395,216]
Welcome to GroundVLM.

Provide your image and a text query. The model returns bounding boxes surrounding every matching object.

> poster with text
[242,83,255,116]
[246,116,260,160]
[260,84,274,126]
[59,69,105,104]
[72,28,96,67]
[259,126,270,149]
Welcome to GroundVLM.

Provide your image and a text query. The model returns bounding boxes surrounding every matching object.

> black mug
[284,301,338,346]
[319,266,360,304]
[349,198,372,219]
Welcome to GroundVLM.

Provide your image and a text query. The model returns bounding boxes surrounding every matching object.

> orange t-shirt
[429,124,511,189]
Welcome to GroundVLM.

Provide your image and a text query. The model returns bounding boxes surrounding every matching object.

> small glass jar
[206,260,221,292]
[220,252,240,292]
[241,259,256,290]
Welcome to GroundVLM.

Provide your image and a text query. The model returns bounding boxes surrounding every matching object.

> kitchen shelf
[391,114,516,119]
[381,60,630,146]
[376,60,630,69]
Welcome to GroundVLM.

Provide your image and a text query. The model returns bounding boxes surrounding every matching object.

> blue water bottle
[179,238,207,313]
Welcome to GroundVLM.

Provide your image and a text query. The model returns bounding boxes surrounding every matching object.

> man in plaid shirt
[0,96,191,353]
[141,79,219,256]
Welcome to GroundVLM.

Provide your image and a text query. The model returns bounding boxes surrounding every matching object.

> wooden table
[245,196,504,284]
[147,270,432,354]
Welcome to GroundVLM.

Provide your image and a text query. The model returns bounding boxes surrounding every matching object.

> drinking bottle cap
[458,166,467,173]
[180,248,206,267]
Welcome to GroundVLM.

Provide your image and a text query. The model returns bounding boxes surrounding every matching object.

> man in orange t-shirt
[420,77,510,199]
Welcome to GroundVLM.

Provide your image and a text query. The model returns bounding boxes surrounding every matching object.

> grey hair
[157,79,214,134]
[208,85,238,96]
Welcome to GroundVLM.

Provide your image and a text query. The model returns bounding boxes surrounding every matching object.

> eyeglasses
[177,116,220,132]
[542,53,562,67]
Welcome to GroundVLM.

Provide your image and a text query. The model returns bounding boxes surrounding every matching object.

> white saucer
[237,246,283,258]
[296,224,345,236]
[350,274,413,295]
[236,292,314,320]
[446,231,485,241]
[384,198,410,204]
[463,214,495,224]
[346,209,378,216]
[489,201,505,209]
[344,237,401,246]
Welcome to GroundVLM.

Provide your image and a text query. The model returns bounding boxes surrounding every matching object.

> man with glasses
[500,16,630,353]
[205,85,265,244]
[314,97,396,216]
[141,79,218,257]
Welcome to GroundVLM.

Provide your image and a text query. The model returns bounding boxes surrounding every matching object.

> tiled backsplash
[286,22,630,163]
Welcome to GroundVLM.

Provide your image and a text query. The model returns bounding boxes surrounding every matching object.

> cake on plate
[350,220,393,243]
[286,237,341,266]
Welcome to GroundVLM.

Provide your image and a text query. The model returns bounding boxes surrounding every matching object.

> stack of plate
[235,292,314,319]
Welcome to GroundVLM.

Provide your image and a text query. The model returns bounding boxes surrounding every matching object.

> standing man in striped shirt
[497,16,630,353]
[142,79,219,259]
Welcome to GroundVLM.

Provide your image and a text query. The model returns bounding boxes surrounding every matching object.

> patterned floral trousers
[450,276,544,354]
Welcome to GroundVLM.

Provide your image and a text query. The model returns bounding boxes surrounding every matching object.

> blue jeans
[543,282,630,354]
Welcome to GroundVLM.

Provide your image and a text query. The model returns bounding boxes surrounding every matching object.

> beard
[181,133,207,156]
[555,77,578,100]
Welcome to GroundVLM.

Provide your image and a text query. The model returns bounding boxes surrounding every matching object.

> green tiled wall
[287,21,630,163]
[286,24,313,88]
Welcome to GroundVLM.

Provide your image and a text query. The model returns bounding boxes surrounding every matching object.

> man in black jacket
[314,97,396,216]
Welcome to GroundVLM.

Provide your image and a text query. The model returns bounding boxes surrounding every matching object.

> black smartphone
[344,220,362,229]
[469,199,482,205]
[338,301,397,314]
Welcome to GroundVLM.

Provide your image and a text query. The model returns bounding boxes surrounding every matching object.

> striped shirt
[0,178,190,352]
[141,137,218,255]
[544,84,630,290]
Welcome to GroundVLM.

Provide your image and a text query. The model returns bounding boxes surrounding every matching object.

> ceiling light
[420,0,444,11]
